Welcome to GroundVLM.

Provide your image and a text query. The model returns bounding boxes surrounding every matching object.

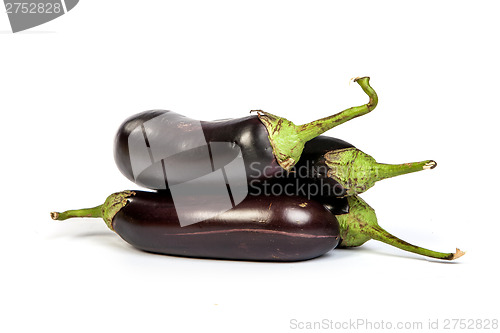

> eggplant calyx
[252,110,302,171]
[50,191,135,231]
[336,195,464,261]
[325,147,436,196]
[101,191,136,230]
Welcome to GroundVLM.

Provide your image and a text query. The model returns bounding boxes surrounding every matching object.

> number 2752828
[5,2,62,14]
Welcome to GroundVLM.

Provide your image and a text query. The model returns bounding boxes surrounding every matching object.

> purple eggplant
[114,77,378,190]
[251,135,437,199]
[114,110,280,190]
[51,191,342,262]
[301,136,437,197]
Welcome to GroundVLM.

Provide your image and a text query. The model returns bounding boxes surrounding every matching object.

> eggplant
[258,135,437,199]
[113,77,378,191]
[114,110,280,191]
[51,191,342,262]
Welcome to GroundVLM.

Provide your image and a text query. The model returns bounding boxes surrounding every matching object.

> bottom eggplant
[51,191,341,262]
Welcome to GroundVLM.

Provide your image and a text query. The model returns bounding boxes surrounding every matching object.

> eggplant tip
[452,248,466,260]
[351,76,369,83]
[50,212,59,220]
[423,160,437,170]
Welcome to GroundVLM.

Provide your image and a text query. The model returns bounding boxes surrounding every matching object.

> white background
[1,1,499,332]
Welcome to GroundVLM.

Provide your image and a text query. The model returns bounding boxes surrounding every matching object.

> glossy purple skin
[113,110,281,189]
[113,191,340,262]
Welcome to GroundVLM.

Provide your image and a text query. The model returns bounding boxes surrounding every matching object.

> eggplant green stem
[252,76,377,171]
[325,147,437,196]
[336,195,465,260]
[298,77,378,142]
[50,206,102,220]
[50,191,135,231]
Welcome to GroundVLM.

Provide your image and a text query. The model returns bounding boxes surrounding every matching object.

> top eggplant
[114,77,377,191]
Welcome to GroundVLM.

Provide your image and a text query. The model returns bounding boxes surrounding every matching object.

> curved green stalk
[51,205,102,220]
[253,76,377,171]
[325,147,437,196]
[297,77,378,141]
[50,191,135,231]
[336,195,465,260]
